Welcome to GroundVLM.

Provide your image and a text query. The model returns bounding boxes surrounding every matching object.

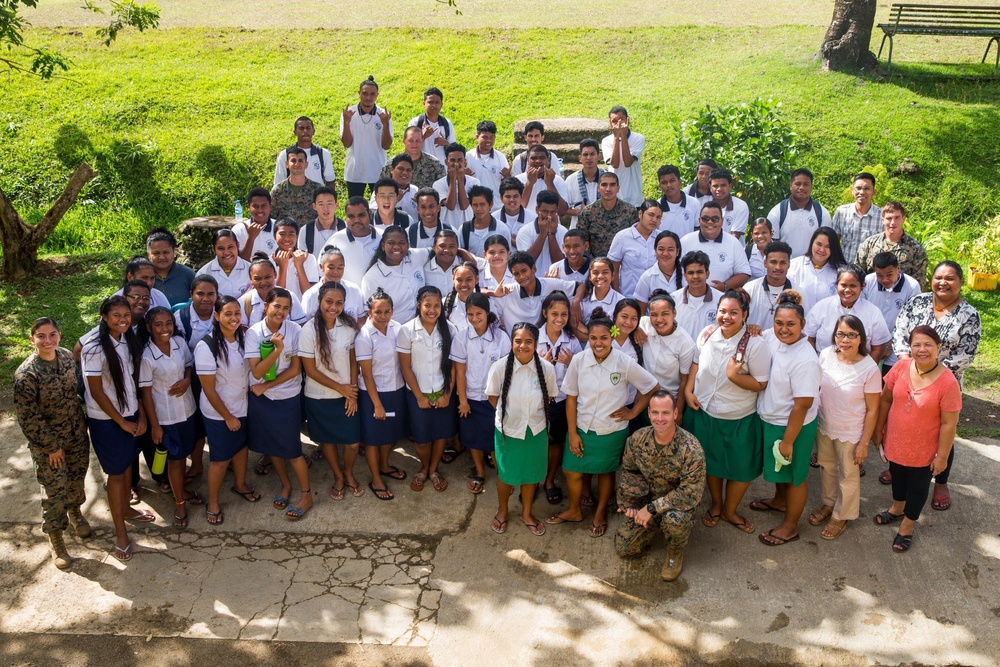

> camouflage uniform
[576,198,638,258]
[379,152,447,190]
[13,348,90,534]
[270,177,324,226]
[615,425,706,556]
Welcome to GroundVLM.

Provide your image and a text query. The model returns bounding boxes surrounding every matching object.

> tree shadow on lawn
[194,144,261,216]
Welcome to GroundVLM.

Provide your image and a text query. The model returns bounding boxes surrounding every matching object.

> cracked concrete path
[2,413,1000,665]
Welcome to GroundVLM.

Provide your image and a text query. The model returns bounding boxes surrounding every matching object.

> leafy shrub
[959,214,1000,274]
[676,99,798,221]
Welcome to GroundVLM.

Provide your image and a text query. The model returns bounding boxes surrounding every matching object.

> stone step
[513,118,607,147]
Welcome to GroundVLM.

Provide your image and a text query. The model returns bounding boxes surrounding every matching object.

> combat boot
[48,531,72,570]
[68,507,92,538]
[661,546,684,582]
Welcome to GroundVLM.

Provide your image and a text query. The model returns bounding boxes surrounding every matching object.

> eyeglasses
[125,294,151,303]
[834,331,860,340]
[905,389,915,413]
[700,215,722,223]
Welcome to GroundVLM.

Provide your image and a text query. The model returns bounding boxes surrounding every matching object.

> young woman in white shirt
[787,227,847,314]
[239,253,308,327]
[574,257,623,341]
[805,265,891,362]
[138,307,204,529]
[549,307,659,538]
[639,290,696,421]
[443,261,481,331]
[486,322,558,536]
[244,287,311,520]
[452,292,510,494]
[397,285,459,493]
[477,235,514,291]
[536,290,582,505]
[300,282,364,501]
[81,296,151,561]
[300,246,366,324]
[273,219,320,301]
[197,229,252,299]
[360,226,433,324]
[194,296,258,528]
[357,289,409,500]
[633,230,684,312]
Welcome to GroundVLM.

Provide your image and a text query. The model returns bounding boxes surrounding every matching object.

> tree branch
[29,161,96,244]
[0,184,28,238]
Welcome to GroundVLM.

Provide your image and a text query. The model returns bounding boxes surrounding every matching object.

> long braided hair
[416,285,453,386]
[654,230,684,289]
[612,298,644,367]
[93,295,143,412]
[498,322,550,440]
[313,281,359,370]
[444,261,481,318]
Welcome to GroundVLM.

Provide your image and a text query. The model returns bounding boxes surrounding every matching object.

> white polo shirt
[658,193,700,237]
[601,132,646,206]
[862,271,921,366]
[561,347,659,435]
[424,255,462,296]
[758,331,820,425]
[475,257,514,292]
[787,255,839,315]
[330,226,382,287]
[685,182,713,204]
[718,196,751,236]
[173,305,215,352]
[274,145,335,187]
[446,294,469,331]
[672,286,725,342]
[82,336,138,420]
[408,115,451,163]
[194,337,248,420]
[515,221,567,276]
[139,339,196,425]
[639,317,695,398]
[244,319,301,400]
[460,217,511,257]
[277,253,320,302]
[300,279,366,322]
[466,149,510,209]
[803,295,892,354]
[692,325,772,420]
[450,326,511,401]
[580,287,623,324]
[608,224,658,298]
[372,185,419,222]
[537,328,582,402]
[341,105,392,184]
[197,257,252,299]
[297,221,344,258]
[298,319,356,400]
[433,174,481,230]
[396,317,458,394]
[497,206,536,242]
[633,264,683,303]
[766,199,831,258]
[232,219,278,257]
[486,354,558,439]
[355,319,404,392]
[360,247,432,324]
[511,150,564,177]
[515,173,570,213]
[492,277,576,333]
[238,289,308,328]
[550,257,590,283]
[565,169,602,228]
[407,221,447,249]
[680,230,751,285]
[748,246,766,280]
[744,277,793,330]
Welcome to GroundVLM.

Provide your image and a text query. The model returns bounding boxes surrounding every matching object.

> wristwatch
[646,502,657,516]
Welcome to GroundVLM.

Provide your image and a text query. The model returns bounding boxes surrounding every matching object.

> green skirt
[683,409,762,482]
[762,418,818,487]
[562,428,629,475]
[495,426,548,486]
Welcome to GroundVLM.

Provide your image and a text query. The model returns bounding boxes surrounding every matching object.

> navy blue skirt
[459,399,496,451]
[203,416,248,462]
[305,396,361,445]
[162,417,198,460]
[360,388,409,446]
[248,393,303,459]
[88,414,140,476]
[405,391,457,443]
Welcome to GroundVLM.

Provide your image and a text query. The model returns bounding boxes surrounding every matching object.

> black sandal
[873,510,904,525]
[379,465,407,480]
[440,447,465,464]
[892,533,913,552]
[544,485,563,505]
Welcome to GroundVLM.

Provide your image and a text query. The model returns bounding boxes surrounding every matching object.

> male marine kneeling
[615,390,706,581]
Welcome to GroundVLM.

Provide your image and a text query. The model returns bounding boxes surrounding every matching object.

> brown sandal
[821,519,849,540]
[808,505,833,526]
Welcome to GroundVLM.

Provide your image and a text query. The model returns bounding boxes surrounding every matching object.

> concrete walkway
[1,413,997,666]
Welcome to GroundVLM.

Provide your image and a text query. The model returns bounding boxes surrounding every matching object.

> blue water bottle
[234,199,243,223]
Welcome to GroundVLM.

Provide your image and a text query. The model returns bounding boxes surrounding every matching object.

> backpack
[303,217,346,255]
[697,325,753,364]
[777,198,823,237]
[175,302,194,344]
[415,114,451,142]
[461,219,497,250]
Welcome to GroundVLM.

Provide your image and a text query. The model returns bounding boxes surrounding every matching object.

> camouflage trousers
[29,441,89,534]
[614,509,694,556]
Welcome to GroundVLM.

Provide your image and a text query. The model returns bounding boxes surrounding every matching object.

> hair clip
[609,325,621,338]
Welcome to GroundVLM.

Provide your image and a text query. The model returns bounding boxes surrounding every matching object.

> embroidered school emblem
[610,372,622,385]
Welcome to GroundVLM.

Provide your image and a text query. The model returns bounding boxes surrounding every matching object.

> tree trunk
[0,162,96,281]
[821,0,879,71]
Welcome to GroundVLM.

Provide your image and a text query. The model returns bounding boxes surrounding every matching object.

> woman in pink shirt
[872,325,961,552]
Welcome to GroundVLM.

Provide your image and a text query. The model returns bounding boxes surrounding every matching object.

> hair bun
[367,75,375,81]
[648,288,669,299]
[776,289,803,306]
[590,306,607,320]
[250,251,271,262]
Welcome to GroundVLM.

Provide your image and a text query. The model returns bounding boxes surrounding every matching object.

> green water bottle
[261,337,277,381]
[151,444,168,475]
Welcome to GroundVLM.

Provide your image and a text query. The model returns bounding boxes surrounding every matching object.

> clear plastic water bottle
[234,199,243,223]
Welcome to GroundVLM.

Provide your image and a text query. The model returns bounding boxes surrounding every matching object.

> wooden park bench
[877,4,1000,74]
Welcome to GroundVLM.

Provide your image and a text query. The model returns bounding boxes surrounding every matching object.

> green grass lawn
[2,22,999,393]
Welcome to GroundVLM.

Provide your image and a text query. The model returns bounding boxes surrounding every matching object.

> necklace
[764,283,783,315]
[358,105,376,125]
[934,296,961,313]
[916,361,939,376]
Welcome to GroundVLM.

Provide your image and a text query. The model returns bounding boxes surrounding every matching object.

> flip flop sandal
[750,499,784,512]
[544,485,563,505]
[440,447,465,464]
[206,509,224,525]
[588,522,607,538]
[727,516,755,533]
[380,466,407,480]
[158,481,173,494]
[701,512,722,527]
[523,519,546,536]
[545,512,583,525]
[230,486,261,502]
[129,488,141,506]
[491,514,508,534]
[254,457,273,476]
[173,502,189,529]
[273,495,290,509]
[126,510,156,523]
[368,482,394,501]
[410,472,427,492]
[758,530,800,546]
[329,485,346,501]
[873,510,904,525]
[468,476,485,494]
[430,472,448,492]
[112,542,133,561]
[931,493,951,511]
[892,533,913,552]
[182,491,206,506]
[581,495,595,508]
[346,483,365,498]
[878,469,892,485]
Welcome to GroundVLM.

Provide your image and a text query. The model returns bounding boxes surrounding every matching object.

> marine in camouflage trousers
[29,441,89,534]
[614,508,695,556]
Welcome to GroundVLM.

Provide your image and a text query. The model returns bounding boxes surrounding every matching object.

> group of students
[13,85,982,570]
